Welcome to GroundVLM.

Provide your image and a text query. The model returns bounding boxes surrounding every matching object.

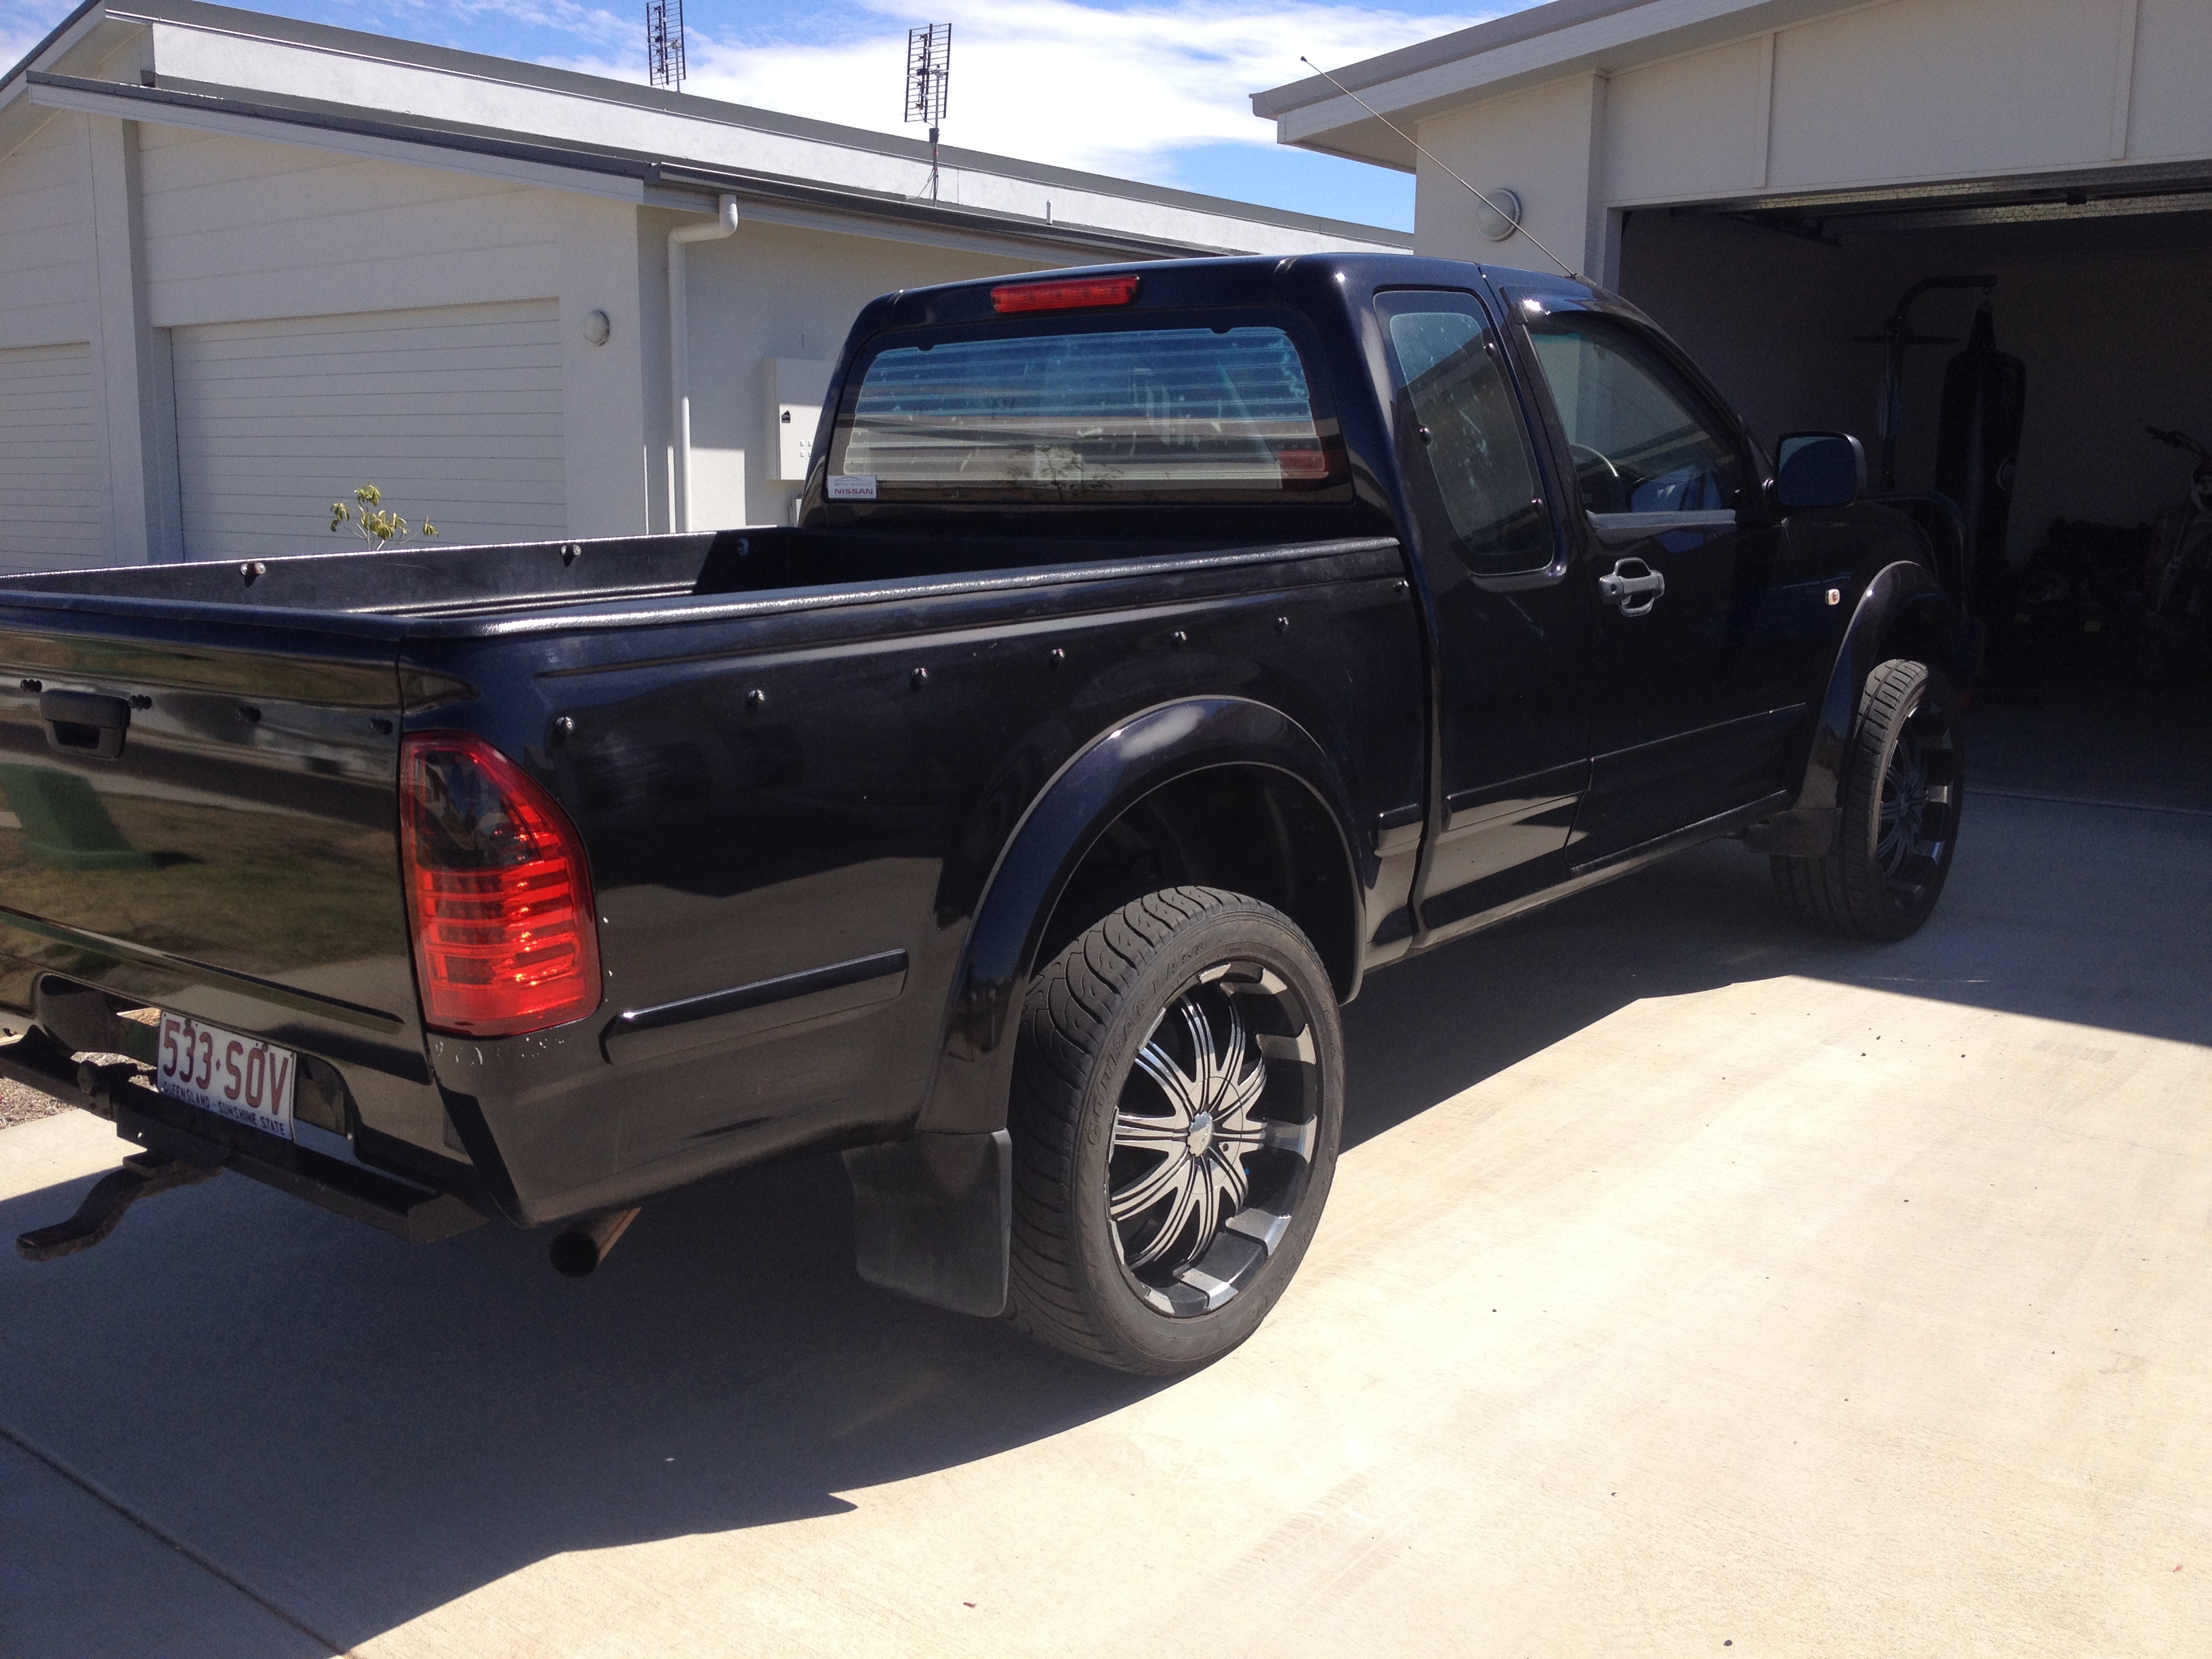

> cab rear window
[825,320,1342,504]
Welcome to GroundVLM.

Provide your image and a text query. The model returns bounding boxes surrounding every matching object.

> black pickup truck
[0,255,1965,1372]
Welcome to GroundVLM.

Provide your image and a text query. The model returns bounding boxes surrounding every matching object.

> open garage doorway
[1617,185,2212,806]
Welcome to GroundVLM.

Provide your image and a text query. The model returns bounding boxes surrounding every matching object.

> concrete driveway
[4,769,2209,1655]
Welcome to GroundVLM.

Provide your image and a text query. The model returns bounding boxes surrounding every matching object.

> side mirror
[1774,432,1866,510]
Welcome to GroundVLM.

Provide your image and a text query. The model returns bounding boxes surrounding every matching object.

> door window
[1525,312,1744,516]
[1376,294,1553,574]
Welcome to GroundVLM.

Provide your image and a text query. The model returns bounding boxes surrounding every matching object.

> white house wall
[2128,0,2212,163]
[657,215,1052,531]
[552,190,650,540]
[1763,0,2129,192]
[0,110,93,352]
[136,125,565,327]
[1601,37,1770,207]
[1414,75,1611,279]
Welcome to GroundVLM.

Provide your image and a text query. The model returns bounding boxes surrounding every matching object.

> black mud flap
[842,1130,1010,1318]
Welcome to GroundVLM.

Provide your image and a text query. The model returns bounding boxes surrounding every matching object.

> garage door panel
[0,342,102,572]
[181,348,562,384]
[184,398,567,426]
[174,299,567,560]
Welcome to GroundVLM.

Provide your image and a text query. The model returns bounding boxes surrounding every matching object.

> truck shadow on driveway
[1,795,2203,1653]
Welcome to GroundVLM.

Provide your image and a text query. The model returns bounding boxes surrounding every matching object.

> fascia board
[24,74,649,201]
[721,199,1187,266]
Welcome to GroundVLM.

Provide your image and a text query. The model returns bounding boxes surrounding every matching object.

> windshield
[823,319,1341,504]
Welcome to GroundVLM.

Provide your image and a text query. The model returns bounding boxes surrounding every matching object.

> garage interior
[1620,161,2212,714]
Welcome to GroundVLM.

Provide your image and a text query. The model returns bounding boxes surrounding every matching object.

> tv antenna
[905,23,951,202]
[647,0,687,91]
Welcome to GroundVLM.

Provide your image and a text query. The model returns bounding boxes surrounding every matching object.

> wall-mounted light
[581,309,612,346]
[1474,188,1523,242]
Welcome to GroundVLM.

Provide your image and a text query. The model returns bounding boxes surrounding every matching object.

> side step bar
[1,1029,486,1250]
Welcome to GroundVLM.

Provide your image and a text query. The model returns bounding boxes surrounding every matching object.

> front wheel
[1006,887,1343,1374]
[1773,657,1963,941]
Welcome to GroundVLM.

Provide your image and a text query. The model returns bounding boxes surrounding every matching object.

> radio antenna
[646,0,687,91]
[1296,55,1583,282]
[905,24,952,203]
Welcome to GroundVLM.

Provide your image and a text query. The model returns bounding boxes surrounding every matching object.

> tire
[1773,657,1963,941]
[1006,886,1343,1374]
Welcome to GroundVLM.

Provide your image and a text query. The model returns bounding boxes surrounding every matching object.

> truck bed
[0,527,1318,625]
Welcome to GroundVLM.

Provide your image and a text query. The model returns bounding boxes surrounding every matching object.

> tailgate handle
[40,691,131,760]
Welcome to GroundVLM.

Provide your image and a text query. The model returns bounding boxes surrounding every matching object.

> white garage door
[0,342,102,573]
[173,300,567,560]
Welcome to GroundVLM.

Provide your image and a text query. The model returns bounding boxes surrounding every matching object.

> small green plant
[330,483,438,548]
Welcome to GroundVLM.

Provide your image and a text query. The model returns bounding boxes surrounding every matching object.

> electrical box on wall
[765,358,833,482]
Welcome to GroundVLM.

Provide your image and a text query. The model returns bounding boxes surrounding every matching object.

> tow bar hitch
[16,1150,222,1261]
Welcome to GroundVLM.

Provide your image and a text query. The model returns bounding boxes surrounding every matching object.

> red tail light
[401,732,601,1037]
[990,274,1141,314]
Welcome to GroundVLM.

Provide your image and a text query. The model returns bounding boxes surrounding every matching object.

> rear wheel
[1007,886,1343,1374]
[1774,657,1962,941]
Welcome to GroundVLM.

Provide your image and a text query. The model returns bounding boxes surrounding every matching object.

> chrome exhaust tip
[549,1207,639,1278]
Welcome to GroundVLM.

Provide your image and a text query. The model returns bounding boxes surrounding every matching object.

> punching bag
[1933,302,2026,612]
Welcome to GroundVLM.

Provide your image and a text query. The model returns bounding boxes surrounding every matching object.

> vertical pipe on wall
[2108,0,2140,161]
[667,194,739,533]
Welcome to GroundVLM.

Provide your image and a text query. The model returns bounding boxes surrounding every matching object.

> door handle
[1598,558,1666,617]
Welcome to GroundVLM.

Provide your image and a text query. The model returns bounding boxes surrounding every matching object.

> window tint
[1525,312,1743,516]
[827,323,1336,502]
[1378,295,1552,573]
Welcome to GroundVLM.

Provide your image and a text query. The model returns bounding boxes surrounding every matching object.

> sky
[2,0,1536,229]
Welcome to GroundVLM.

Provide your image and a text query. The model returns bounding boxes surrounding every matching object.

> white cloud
[554,0,1490,178]
[3,0,64,74]
[370,0,636,53]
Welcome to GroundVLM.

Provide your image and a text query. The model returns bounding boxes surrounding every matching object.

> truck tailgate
[0,602,428,1111]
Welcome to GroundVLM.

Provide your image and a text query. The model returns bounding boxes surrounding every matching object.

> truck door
[1513,300,1802,865]
[1374,289,1594,938]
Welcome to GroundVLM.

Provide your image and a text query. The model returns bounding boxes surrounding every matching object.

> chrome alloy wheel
[1107,961,1322,1318]
[1875,707,1959,905]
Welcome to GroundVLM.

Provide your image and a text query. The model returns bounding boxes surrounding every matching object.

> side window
[1524,312,1744,516]
[1376,293,1553,575]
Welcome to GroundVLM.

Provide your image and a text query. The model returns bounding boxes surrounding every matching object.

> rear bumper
[0,1029,487,1243]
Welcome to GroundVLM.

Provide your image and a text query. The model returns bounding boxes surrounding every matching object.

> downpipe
[667,194,740,533]
[550,1208,640,1277]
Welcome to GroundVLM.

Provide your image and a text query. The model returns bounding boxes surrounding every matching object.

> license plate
[156,1012,297,1141]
